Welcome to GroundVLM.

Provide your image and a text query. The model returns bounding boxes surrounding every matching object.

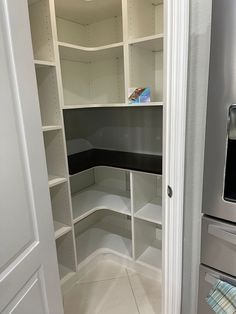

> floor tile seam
[126,268,141,314]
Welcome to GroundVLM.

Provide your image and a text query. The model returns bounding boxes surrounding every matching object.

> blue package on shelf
[128,87,151,104]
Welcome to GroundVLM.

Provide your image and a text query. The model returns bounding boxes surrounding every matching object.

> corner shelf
[54,221,71,239]
[58,41,124,62]
[72,185,131,224]
[48,175,67,188]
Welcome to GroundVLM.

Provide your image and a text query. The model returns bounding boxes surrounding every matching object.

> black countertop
[68,149,162,175]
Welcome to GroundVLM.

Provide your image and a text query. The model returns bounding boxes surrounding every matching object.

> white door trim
[163,1,189,313]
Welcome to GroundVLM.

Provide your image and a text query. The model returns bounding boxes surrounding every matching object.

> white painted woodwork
[28,0,78,288]
[0,0,63,312]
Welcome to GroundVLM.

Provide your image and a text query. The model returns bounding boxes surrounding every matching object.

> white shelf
[137,245,162,270]
[48,175,67,188]
[62,102,163,109]
[34,59,56,67]
[128,34,164,51]
[42,125,62,132]
[58,41,123,62]
[76,224,132,263]
[54,221,71,239]
[72,185,131,223]
[134,197,162,225]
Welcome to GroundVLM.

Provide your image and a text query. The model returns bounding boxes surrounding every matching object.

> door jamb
[163,1,189,313]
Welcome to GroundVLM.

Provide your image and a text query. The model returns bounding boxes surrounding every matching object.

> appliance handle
[205,273,219,286]
[208,224,236,245]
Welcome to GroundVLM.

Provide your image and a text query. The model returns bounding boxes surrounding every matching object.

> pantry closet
[28,0,164,304]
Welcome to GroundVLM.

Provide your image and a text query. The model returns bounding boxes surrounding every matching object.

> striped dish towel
[206,279,236,313]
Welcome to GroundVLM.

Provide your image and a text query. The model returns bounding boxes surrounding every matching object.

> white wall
[181,1,212,313]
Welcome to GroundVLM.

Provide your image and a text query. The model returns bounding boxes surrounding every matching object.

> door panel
[3,272,46,314]
[0,0,64,313]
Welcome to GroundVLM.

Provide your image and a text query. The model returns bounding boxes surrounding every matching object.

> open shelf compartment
[127,0,163,40]
[28,0,55,62]
[43,130,67,184]
[55,0,123,47]
[70,167,131,223]
[35,66,61,127]
[74,210,133,266]
[59,44,125,107]
[56,231,77,282]
[134,218,162,270]
[129,37,163,103]
[50,183,72,239]
[132,172,162,224]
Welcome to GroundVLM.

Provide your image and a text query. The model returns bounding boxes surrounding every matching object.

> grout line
[126,269,141,314]
[77,274,128,285]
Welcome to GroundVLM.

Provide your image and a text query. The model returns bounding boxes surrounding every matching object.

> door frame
[163,1,189,313]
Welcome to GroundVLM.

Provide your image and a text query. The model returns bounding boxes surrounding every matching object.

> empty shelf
[128,34,164,51]
[76,225,132,263]
[42,125,62,132]
[54,221,71,239]
[137,245,162,270]
[134,197,162,224]
[72,185,131,223]
[48,175,67,188]
[58,41,123,62]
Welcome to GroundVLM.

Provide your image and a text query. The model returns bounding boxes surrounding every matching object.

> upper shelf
[58,41,124,63]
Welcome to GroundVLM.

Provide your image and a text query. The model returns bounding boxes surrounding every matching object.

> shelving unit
[131,172,162,224]
[27,0,165,295]
[134,218,162,270]
[56,232,76,282]
[74,210,133,266]
[59,42,125,107]
[55,0,123,47]
[70,167,131,223]
[28,0,77,288]
[127,0,163,40]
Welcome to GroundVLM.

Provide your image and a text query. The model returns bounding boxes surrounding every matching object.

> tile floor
[63,260,162,314]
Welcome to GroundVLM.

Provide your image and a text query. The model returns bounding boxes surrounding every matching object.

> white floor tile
[128,272,162,314]
[79,260,127,283]
[64,277,139,314]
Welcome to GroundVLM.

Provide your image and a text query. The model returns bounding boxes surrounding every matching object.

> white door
[0,0,64,313]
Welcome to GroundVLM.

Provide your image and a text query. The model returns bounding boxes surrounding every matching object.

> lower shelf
[54,221,71,239]
[137,244,162,270]
[76,223,132,264]
[72,185,131,223]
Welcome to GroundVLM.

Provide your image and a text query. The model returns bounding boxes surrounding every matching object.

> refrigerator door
[201,216,236,277]
[198,265,236,314]
[202,0,236,222]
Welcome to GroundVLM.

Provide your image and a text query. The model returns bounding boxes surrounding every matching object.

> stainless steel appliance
[198,0,236,312]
